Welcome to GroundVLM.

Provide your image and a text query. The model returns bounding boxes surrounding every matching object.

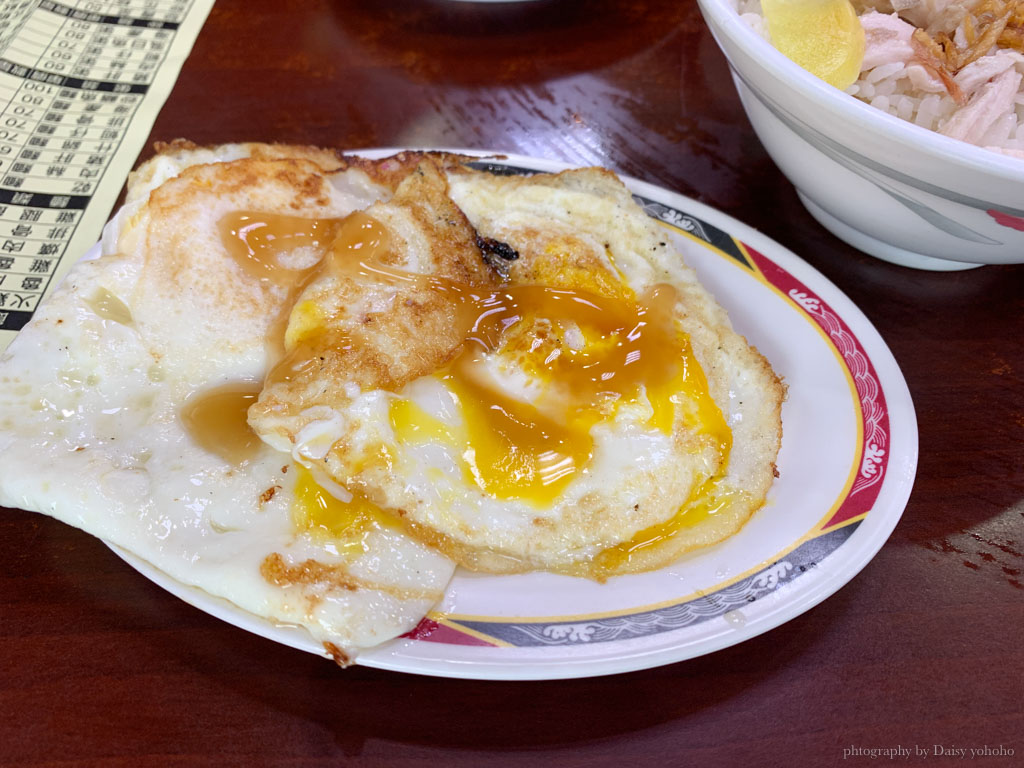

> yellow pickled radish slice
[762,0,866,89]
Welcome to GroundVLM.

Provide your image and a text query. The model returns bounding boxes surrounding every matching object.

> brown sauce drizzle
[219,211,342,285]
[180,382,264,465]
[263,211,392,386]
[185,211,394,467]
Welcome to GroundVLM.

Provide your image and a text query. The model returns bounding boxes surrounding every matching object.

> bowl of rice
[697,0,1024,270]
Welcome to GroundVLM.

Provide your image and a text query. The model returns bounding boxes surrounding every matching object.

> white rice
[736,0,1024,157]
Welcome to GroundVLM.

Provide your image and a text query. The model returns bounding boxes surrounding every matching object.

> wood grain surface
[2,1,1022,766]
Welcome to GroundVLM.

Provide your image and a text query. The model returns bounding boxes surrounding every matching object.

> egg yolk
[291,465,397,555]
[391,284,731,506]
[762,0,865,89]
[591,478,751,576]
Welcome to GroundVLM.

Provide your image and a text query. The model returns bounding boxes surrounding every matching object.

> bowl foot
[797,192,983,272]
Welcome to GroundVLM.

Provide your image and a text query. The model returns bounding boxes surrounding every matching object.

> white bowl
[697,0,1024,270]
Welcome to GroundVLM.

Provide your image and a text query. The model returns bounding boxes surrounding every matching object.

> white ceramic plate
[111,151,918,680]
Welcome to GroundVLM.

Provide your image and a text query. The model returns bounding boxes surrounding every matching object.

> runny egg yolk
[291,465,397,556]
[391,284,731,506]
[590,478,751,577]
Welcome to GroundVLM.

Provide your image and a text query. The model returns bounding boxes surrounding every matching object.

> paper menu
[0,0,214,352]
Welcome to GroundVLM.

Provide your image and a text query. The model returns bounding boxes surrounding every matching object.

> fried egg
[0,143,783,665]
[248,160,784,577]
[0,144,458,660]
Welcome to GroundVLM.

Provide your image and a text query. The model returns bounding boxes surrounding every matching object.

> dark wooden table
[2,1,1022,765]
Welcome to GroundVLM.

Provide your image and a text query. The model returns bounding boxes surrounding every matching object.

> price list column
[0,0,193,333]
